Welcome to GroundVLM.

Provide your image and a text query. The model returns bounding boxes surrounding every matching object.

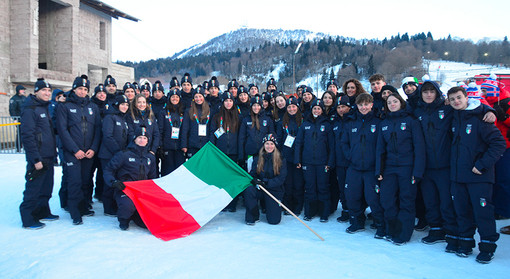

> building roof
[80,0,140,22]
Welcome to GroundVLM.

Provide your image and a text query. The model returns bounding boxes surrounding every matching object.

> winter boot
[445,234,459,253]
[119,218,130,231]
[23,221,46,230]
[456,237,475,258]
[384,219,398,242]
[346,215,365,234]
[421,227,446,244]
[336,210,349,223]
[38,206,59,221]
[476,238,498,264]
[373,217,386,239]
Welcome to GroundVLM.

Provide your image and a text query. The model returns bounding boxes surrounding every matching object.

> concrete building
[0,0,139,115]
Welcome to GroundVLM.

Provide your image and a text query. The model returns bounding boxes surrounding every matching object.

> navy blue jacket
[376,110,425,178]
[250,152,287,191]
[414,91,454,170]
[371,91,385,117]
[149,96,168,116]
[103,142,157,186]
[451,99,506,184]
[98,107,129,160]
[332,114,349,168]
[157,107,184,151]
[238,113,275,159]
[294,115,335,166]
[341,111,380,171]
[126,112,160,154]
[236,101,251,121]
[91,96,108,119]
[180,106,211,150]
[275,114,301,163]
[20,95,56,164]
[181,90,194,109]
[56,92,101,154]
[207,95,222,117]
[209,114,240,157]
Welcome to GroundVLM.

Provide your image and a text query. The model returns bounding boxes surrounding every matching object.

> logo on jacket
[466,124,472,134]
[129,158,135,162]
[263,120,267,127]
[247,122,252,125]
[438,110,445,120]
[147,158,151,165]
[134,120,140,124]
[116,121,121,126]
[371,125,376,133]
[148,119,152,126]
[351,128,357,133]
[70,109,77,113]
[88,107,93,115]
[40,113,46,118]
[382,126,388,131]
[480,198,487,207]
[305,126,311,130]
[400,123,407,130]
[320,125,325,132]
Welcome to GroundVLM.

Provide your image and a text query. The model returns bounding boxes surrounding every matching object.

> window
[100,21,106,50]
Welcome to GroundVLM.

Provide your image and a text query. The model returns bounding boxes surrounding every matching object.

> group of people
[17,71,510,264]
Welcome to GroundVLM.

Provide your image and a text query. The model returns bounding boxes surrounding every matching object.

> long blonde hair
[256,144,282,176]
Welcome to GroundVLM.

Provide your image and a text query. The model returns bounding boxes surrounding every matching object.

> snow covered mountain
[171,28,339,59]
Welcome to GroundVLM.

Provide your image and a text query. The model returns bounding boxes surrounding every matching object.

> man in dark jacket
[19,78,58,229]
[56,75,101,225]
[10,85,27,152]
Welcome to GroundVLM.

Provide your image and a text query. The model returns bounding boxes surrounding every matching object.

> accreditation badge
[198,124,207,136]
[284,135,295,148]
[171,127,180,139]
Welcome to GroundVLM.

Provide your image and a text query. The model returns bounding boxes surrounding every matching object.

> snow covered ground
[1,153,509,279]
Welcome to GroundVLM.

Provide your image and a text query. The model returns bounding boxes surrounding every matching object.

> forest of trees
[118,32,510,92]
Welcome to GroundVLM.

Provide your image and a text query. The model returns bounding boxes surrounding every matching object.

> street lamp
[292,42,303,93]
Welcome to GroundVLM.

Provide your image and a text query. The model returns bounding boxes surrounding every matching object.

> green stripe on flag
[183,142,253,198]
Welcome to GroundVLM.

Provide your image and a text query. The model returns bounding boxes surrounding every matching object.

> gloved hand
[112,180,126,190]
[157,148,165,158]
[494,107,509,122]
[251,178,266,189]
[25,163,48,182]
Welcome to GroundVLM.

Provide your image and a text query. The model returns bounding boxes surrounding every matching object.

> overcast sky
[102,0,510,62]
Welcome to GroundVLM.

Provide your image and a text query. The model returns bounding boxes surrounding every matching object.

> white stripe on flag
[153,165,233,226]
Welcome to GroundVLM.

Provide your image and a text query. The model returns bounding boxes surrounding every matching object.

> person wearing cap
[342,78,367,107]
[447,86,505,263]
[246,134,287,225]
[140,82,151,99]
[103,125,157,231]
[481,75,510,226]
[239,95,275,171]
[149,80,167,117]
[332,95,352,223]
[126,94,160,157]
[299,86,316,117]
[123,82,137,103]
[236,85,251,120]
[375,92,425,245]
[180,88,211,158]
[210,92,242,212]
[276,96,304,215]
[326,79,339,97]
[19,78,58,229]
[132,82,140,95]
[227,79,239,98]
[49,89,65,166]
[261,91,273,117]
[321,90,339,214]
[296,85,307,101]
[248,84,259,97]
[401,76,420,109]
[181,73,194,108]
[56,75,101,225]
[169,76,181,91]
[90,84,109,202]
[272,92,287,123]
[157,89,186,176]
[10,84,27,152]
[341,93,385,237]
[98,94,130,216]
[104,75,118,102]
[206,76,222,116]
[294,99,334,222]
[267,78,277,93]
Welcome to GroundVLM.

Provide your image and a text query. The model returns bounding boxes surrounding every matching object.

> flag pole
[258,185,325,241]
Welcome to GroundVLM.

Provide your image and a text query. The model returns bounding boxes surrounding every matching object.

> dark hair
[282,106,303,128]
[369,74,385,83]
[321,91,336,115]
[355,93,373,105]
[421,82,436,92]
[342,78,367,97]
[166,95,184,115]
[447,86,467,97]
[214,102,239,133]
[384,92,406,112]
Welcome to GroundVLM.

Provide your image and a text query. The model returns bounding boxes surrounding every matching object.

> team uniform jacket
[180,106,211,150]
[294,115,334,167]
[238,113,275,159]
[157,107,184,151]
[126,112,160,154]
[275,115,301,163]
[98,107,129,160]
[341,111,380,171]
[103,142,157,185]
[209,115,240,157]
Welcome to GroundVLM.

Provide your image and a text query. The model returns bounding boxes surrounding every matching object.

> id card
[171,127,180,139]
[198,124,207,137]
[284,135,295,148]
[214,127,225,139]
[247,156,254,173]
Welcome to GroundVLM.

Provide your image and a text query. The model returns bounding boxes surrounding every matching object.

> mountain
[171,28,340,59]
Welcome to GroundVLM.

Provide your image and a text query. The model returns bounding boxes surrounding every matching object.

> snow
[2,154,510,278]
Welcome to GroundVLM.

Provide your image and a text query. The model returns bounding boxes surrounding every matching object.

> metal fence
[0,116,24,154]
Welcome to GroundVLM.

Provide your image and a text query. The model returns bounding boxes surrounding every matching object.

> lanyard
[167,111,183,127]
[237,105,241,114]
[194,113,210,125]
[220,117,230,133]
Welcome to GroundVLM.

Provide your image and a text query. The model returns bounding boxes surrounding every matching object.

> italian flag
[123,142,252,241]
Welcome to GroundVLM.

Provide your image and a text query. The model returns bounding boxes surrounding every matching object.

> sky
[102,0,510,62]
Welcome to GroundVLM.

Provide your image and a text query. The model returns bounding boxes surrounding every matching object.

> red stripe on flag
[123,179,201,241]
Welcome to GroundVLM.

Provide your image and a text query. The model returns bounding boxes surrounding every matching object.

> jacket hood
[417,81,445,107]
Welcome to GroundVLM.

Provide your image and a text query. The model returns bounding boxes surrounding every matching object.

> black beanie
[209,76,220,89]
[123,82,136,92]
[266,78,277,90]
[381,85,398,95]
[170,77,180,88]
[72,75,90,90]
[227,79,239,90]
[34,78,52,92]
[250,95,263,107]
[94,84,106,95]
[104,75,116,86]
[152,80,164,94]
[140,82,151,92]
[181,73,192,85]
[114,94,129,107]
